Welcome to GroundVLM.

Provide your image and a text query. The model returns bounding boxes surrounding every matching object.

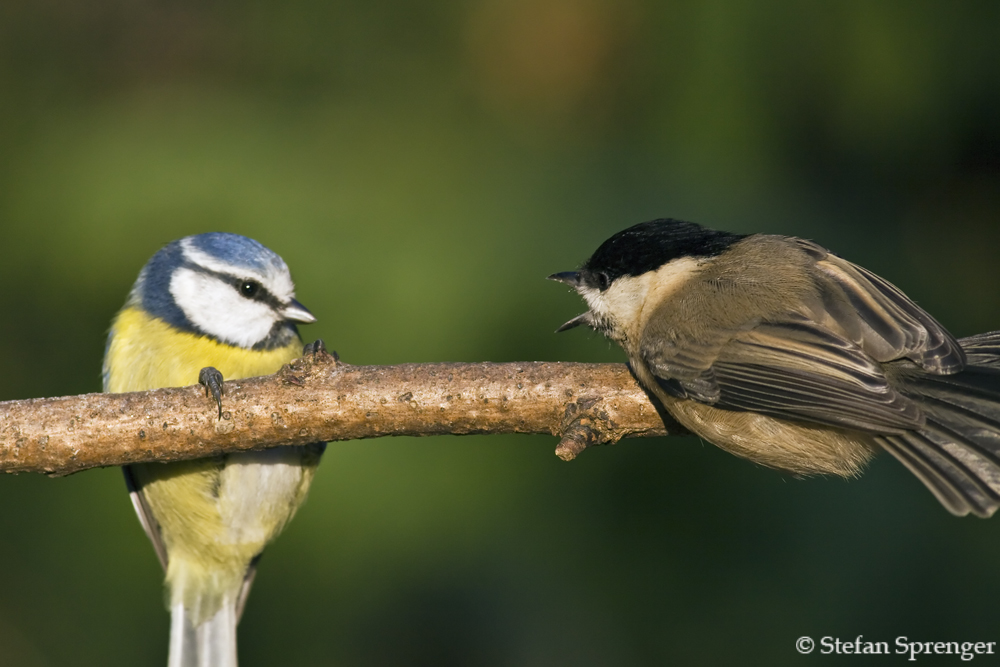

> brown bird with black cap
[551,218,1000,518]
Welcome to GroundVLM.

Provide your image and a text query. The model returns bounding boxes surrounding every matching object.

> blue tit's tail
[169,598,238,667]
[879,331,1000,518]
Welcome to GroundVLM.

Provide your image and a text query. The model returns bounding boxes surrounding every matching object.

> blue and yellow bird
[103,233,324,667]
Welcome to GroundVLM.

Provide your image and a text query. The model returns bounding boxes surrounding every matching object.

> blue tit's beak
[282,299,317,324]
[556,311,593,333]
[547,271,583,287]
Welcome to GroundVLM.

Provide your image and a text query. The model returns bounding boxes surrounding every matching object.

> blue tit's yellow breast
[104,307,302,393]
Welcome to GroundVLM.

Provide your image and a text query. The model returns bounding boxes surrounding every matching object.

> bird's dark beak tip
[548,271,582,286]
[555,312,591,333]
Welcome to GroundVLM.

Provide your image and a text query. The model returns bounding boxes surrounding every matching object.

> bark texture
[0,350,684,476]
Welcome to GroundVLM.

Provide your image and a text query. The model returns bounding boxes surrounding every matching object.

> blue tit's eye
[240,280,260,298]
[596,272,611,291]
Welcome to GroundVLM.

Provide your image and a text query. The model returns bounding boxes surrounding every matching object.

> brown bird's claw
[198,366,225,419]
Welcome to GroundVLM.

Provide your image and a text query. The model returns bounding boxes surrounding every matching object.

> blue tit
[103,233,324,667]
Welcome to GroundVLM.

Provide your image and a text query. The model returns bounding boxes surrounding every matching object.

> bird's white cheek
[579,287,603,316]
[572,288,618,342]
[579,278,650,343]
[170,268,277,348]
[599,257,703,341]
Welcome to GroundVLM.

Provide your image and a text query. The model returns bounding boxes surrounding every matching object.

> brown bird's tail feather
[880,332,1000,517]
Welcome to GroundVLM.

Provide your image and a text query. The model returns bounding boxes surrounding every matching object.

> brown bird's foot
[198,366,225,419]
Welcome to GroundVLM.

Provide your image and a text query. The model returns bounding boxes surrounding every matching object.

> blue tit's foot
[198,366,225,419]
[303,339,325,356]
[304,339,340,363]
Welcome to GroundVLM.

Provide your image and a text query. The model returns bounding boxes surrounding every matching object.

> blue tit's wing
[123,466,168,571]
[235,554,261,623]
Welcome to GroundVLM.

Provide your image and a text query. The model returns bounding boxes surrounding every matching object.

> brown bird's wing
[638,241,1000,517]
[793,238,966,373]
[644,313,925,433]
[711,317,927,432]
[640,237,966,433]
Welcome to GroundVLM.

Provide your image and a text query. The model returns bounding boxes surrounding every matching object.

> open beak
[556,311,593,333]
[547,271,583,287]
[548,272,590,332]
[282,298,317,324]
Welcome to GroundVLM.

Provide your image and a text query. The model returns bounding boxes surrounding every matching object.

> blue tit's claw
[304,339,339,364]
[198,366,225,419]
[303,339,326,356]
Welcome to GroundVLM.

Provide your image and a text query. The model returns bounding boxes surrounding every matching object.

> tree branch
[0,348,686,476]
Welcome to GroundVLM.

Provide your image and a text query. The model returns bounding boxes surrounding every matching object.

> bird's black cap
[583,218,746,284]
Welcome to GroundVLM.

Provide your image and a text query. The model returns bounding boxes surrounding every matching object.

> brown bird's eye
[596,272,611,291]
[240,281,260,298]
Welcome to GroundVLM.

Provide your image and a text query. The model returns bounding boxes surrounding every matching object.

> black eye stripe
[186,264,284,309]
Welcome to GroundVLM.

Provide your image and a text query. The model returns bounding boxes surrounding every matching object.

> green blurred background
[2,1,999,665]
